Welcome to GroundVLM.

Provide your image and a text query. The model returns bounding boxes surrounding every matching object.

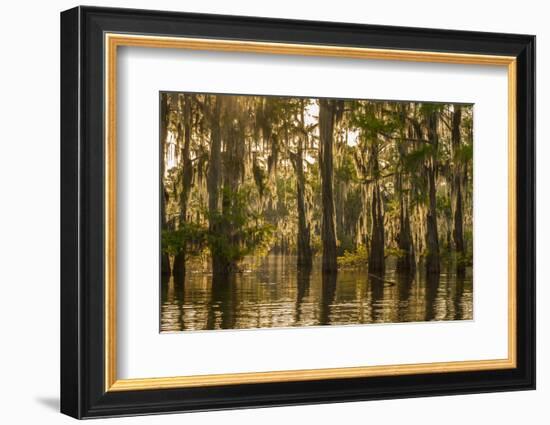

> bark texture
[318,99,338,273]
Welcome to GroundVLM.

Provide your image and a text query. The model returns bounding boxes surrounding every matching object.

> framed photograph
[60,6,535,419]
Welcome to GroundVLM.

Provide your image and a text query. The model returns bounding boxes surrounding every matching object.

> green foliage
[419,103,443,116]
[439,247,473,269]
[456,250,473,268]
[337,235,356,256]
[386,247,408,258]
[207,187,275,265]
[403,144,434,171]
[161,222,208,257]
[310,234,323,255]
[437,192,452,220]
[460,228,474,267]
[337,245,369,268]
[335,151,358,183]
[333,185,363,255]
[351,104,400,140]
[163,187,275,268]
[384,196,400,216]
[454,143,473,163]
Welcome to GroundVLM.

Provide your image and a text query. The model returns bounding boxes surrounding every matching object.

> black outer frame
[60,5,535,419]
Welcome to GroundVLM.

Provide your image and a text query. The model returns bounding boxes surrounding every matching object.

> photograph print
[160,92,473,332]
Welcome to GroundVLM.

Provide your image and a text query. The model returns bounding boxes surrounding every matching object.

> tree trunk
[396,175,415,273]
[451,105,465,276]
[425,110,440,275]
[295,140,313,268]
[295,102,312,269]
[368,182,385,274]
[218,97,245,274]
[207,96,225,275]
[173,94,193,282]
[367,129,385,275]
[395,112,415,273]
[318,99,338,273]
[160,94,171,277]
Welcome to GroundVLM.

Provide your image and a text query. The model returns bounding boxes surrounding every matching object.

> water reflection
[161,255,473,332]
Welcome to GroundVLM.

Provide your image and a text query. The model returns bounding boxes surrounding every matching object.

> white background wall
[0,0,545,423]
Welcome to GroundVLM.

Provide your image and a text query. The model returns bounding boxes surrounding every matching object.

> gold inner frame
[104,33,517,392]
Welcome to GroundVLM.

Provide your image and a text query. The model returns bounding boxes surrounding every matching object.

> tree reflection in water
[161,255,472,332]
